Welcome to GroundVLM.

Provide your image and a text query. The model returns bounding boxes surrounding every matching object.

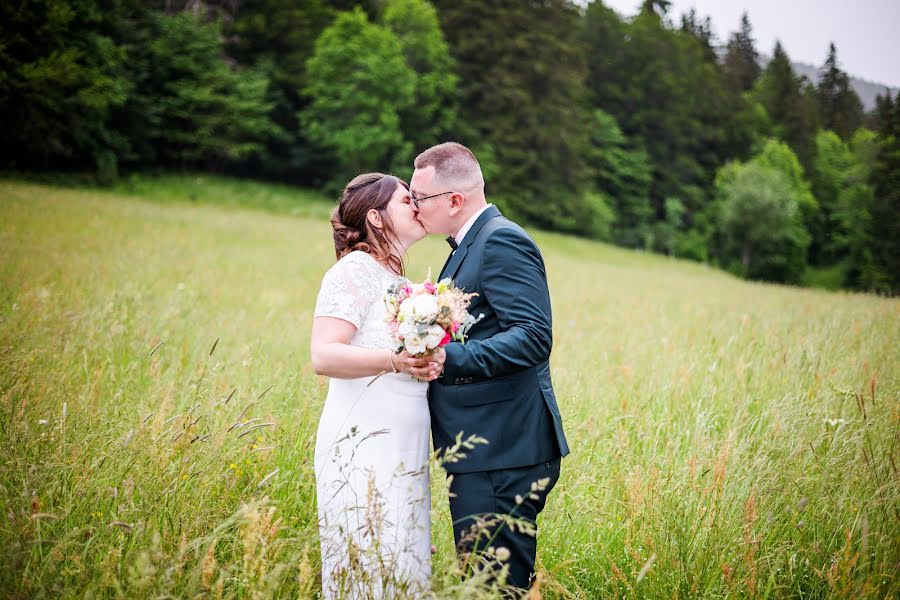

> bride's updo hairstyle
[331,172,407,275]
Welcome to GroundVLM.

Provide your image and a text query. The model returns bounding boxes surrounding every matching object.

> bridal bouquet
[384,272,482,355]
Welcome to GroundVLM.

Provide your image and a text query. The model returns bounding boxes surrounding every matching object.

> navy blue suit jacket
[429,206,569,474]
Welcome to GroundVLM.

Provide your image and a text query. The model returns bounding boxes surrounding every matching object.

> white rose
[399,294,439,321]
[404,335,428,355]
[424,324,445,349]
[397,319,416,338]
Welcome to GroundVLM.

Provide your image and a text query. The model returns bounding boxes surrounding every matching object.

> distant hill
[757,54,897,111]
[788,60,896,111]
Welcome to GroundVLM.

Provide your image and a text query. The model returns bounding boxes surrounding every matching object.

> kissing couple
[311,142,569,598]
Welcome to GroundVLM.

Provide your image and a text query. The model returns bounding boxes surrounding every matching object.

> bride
[311,173,444,598]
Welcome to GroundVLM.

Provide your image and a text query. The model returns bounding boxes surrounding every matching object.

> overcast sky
[598,0,900,88]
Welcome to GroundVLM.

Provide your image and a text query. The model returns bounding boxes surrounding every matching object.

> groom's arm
[441,226,552,380]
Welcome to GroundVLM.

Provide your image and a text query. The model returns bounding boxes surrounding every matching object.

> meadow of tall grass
[1,177,897,598]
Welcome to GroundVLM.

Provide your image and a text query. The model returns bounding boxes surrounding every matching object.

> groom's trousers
[448,457,561,591]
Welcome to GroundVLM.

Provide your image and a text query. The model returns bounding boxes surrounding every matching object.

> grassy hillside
[1,178,897,598]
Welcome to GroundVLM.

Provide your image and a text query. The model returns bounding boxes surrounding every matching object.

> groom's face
[409,166,452,236]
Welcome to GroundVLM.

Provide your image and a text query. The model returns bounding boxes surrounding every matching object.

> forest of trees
[1,0,897,292]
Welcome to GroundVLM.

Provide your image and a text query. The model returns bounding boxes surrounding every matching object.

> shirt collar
[453,204,493,246]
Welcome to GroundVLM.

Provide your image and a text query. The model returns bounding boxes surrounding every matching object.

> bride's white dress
[313,251,431,599]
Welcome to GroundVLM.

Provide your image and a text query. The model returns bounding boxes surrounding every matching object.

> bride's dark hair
[331,173,408,275]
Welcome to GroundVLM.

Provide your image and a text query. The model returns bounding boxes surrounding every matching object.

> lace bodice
[314,251,400,351]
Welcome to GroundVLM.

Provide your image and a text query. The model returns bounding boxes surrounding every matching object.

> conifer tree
[753,42,819,170]
[226,0,335,176]
[816,43,864,140]
[872,91,894,132]
[722,12,761,93]
[680,9,716,63]
[869,93,900,291]
[0,0,130,173]
[139,11,280,168]
[586,3,753,235]
[431,0,594,232]
[640,0,672,18]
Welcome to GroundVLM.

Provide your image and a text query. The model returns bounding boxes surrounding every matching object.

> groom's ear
[448,192,464,214]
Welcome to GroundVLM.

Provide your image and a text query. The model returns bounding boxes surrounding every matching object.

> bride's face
[383,183,426,248]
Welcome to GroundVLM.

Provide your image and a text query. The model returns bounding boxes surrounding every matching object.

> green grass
[110,172,337,220]
[1,178,898,598]
[2,171,337,220]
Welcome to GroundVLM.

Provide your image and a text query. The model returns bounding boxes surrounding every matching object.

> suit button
[467,377,473,384]
[454,378,461,385]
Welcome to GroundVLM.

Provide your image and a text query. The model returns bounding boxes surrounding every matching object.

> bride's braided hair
[331,173,407,276]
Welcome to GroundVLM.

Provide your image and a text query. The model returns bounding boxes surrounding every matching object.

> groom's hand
[419,347,446,381]
[430,347,446,376]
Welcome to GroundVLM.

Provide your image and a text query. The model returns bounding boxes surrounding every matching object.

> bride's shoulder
[341,250,376,264]
[332,250,378,272]
[322,250,380,281]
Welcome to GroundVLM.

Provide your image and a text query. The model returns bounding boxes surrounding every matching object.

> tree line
[1,0,897,291]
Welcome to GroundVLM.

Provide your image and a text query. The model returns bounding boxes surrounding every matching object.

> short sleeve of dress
[313,252,380,328]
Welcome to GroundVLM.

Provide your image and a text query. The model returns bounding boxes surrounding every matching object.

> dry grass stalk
[200,540,217,591]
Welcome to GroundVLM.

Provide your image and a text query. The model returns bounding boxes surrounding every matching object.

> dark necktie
[445,236,458,250]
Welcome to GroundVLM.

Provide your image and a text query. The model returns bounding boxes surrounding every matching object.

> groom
[410,142,569,592]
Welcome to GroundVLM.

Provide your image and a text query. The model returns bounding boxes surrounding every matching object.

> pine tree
[872,91,894,132]
[680,9,716,63]
[431,0,594,233]
[225,0,336,178]
[722,12,761,93]
[586,4,753,238]
[583,1,629,111]
[640,0,672,18]
[0,0,131,173]
[868,93,900,291]
[752,41,819,170]
[817,43,864,140]
[139,11,281,168]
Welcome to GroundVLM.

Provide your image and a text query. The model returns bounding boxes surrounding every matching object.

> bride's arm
[311,316,439,380]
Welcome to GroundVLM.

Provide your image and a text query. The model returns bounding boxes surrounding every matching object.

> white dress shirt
[453,204,494,247]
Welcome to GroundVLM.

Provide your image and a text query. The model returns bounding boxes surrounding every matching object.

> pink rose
[451,321,460,333]
[439,330,452,347]
[424,282,437,294]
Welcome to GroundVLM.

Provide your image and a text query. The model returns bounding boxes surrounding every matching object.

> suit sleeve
[441,226,552,380]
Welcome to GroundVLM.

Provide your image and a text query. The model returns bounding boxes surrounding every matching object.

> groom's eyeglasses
[410,190,454,209]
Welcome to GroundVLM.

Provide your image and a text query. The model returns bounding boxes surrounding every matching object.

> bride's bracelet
[387,350,399,374]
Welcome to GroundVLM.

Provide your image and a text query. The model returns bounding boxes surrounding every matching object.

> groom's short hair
[414,142,483,188]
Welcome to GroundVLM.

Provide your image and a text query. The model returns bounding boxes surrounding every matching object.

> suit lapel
[438,250,454,279]
[439,205,501,280]
[440,243,469,280]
